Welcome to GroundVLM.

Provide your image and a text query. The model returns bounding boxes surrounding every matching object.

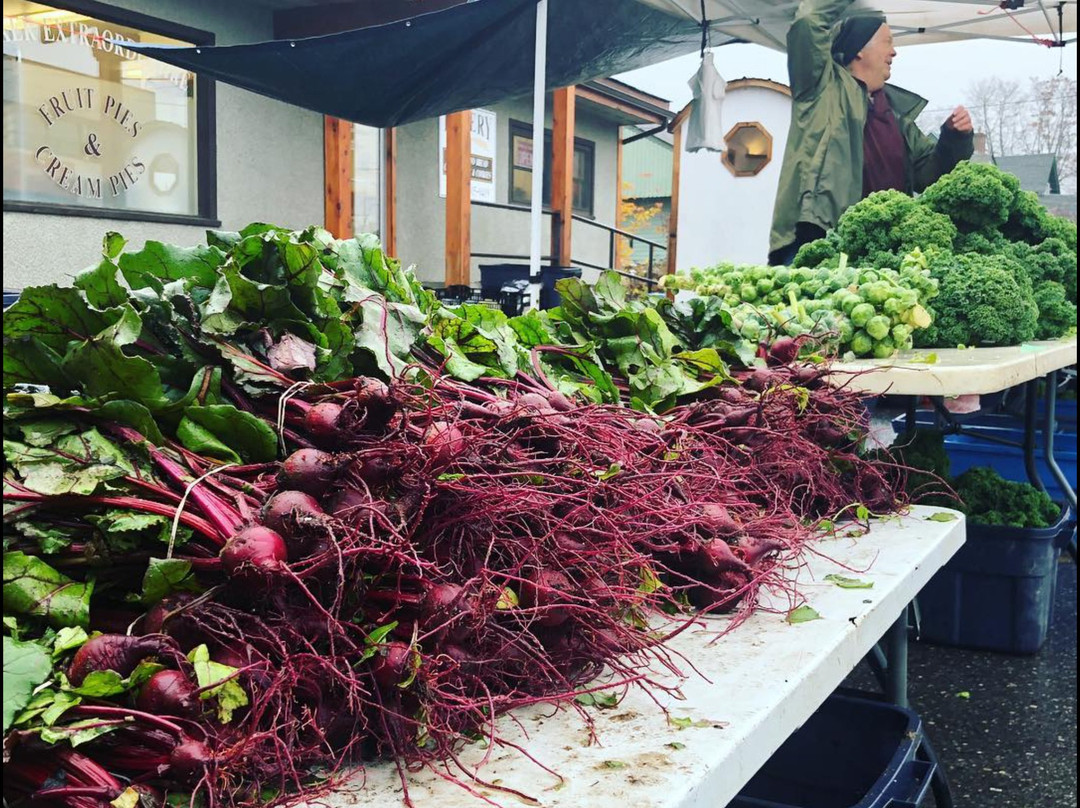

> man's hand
[943,105,973,133]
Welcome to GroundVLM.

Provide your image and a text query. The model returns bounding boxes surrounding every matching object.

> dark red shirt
[862,90,908,196]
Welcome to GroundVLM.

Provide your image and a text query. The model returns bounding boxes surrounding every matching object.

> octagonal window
[722,122,773,177]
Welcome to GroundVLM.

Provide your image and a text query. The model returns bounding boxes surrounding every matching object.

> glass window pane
[352,124,380,236]
[4,1,199,215]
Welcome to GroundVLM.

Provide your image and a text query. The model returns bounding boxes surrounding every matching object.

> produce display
[890,430,1062,528]
[794,162,1077,348]
[3,225,909,807]
[659,251,938,359]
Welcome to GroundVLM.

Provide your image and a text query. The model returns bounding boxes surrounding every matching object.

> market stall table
[323,506,964,808]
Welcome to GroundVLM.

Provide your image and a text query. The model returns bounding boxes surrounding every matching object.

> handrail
[570,212,667,250]
[473,200,553,216]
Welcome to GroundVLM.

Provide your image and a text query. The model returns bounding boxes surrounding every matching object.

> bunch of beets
[3,363,904,808]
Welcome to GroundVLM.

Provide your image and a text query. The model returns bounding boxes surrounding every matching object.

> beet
[767,336,800,366]
[736,535,788,566]
[695,539,750,574]
[303,402,344,442]
[519,569,572,627]
[68,634,182,687]
[261,490,323,533]
[136,670,202,718]
[371,641,413,690]
[279,448,340,496]
[169,738,213,785]
[423,421,467,466]
[220,526,288,578]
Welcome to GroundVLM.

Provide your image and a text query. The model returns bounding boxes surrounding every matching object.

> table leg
[885,605,909,709]
[1043,371,1077,512]
[1023,380,1045,490]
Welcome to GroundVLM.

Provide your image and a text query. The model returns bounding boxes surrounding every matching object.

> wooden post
[323,116,354,239]
[551,86,575,267]
[444,110,472,288]
[615,128,623,269]
[383,127,398,257]
[666,122,682,277]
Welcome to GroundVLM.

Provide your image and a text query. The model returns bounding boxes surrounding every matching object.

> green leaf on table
[665,742,686,750]
[855,504,871,521]
[955,691,971,700]
[824,574,874,590]
[574,692,619,709]
[786,605,822,624]
[600,760,628,769]
[3,551,93,628]
[926,512,959,522]
[3,636,52,732]
[140,558,201,606]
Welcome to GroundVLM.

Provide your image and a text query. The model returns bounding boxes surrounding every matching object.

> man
[768,0,975,265]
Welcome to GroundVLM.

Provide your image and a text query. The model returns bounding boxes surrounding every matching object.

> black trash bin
[479,264,531,301]
[729,690,935,808]
[539,266,581,310]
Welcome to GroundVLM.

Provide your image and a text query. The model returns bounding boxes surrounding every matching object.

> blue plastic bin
[892,414,1077,503]
[729,691,935,808]
[916,505,1073,654]
[3,290,19,310]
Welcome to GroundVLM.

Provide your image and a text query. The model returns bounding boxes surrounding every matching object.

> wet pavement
[843,554,1077,808]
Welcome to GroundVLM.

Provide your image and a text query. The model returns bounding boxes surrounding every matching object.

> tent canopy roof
[129,0,1076,128]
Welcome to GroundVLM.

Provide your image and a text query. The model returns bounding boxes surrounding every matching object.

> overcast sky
[616,38,1076,127]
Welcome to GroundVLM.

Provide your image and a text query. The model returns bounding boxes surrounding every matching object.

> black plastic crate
[729,690,934,808]
[916,504,1074,654]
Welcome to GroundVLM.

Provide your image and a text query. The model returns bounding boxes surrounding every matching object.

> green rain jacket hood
[769,0,974,257]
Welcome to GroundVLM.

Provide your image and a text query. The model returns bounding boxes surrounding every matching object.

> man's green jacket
[769,0,974,256]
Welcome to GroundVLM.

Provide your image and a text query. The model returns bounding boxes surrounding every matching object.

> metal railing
[467,201,667,287]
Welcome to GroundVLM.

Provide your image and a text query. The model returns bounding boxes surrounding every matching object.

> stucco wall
[3,0,324,289]
[395,94,621,286]
[676,86,792,270]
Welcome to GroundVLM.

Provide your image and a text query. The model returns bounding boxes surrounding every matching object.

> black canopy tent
[126,0,707,129]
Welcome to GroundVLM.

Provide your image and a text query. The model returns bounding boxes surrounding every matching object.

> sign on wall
[438,108,496,203]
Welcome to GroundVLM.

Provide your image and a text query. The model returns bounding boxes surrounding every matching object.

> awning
[641,0,1077,49]
[127,0,706,128]
[128,0,1076,130]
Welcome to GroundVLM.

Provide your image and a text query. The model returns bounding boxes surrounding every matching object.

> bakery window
[3,1,216,223]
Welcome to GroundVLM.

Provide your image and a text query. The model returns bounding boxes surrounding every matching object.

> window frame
[2,0,219,226]
[721,121,773,179]
[508,119,595,217]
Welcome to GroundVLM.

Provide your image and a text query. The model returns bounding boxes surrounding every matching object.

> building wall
[676,86,792,270]
[395,94,620,286]
[3,0,325,289]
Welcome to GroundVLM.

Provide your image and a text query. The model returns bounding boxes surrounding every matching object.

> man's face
[851,24,895,92]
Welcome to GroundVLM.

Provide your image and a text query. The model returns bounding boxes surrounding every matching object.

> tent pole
[529,0,548,283]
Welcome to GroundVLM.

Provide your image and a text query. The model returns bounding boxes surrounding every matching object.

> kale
[834,190,956,269]
[915,253,1038,347]
[1032,281,1078,341]
[951,467,1062,528]
[919,161,1020,232]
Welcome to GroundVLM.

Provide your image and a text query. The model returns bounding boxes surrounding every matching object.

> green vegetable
[865,316,892,341]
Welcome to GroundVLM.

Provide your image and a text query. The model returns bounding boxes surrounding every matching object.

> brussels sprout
[738,283,758,302]
[850,303,876,327]
[862,282,892,306]
[872,336,897,359]
[891,323,913,344]
[774,267,792,285]
[866,315,892,341]
[756,277,776,295]
[838,318,855,343]
[858,269,880,284]
[850,330,874,356]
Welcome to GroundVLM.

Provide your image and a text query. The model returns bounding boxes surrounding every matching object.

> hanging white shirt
[686,51,727,153]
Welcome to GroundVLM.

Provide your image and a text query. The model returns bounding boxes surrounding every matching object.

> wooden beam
[615,128,623,269]
[444,110,472,288]
[550,86,575,267]
[666,122,682,278]
[323,116,353,239]
[383,127,398,257]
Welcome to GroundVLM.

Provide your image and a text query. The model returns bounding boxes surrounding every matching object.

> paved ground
[843,553,1077,808]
